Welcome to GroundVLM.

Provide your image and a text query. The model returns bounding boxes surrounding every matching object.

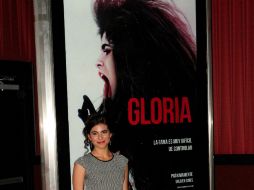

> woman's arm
[73,163,85,190]
[123,165,129,190]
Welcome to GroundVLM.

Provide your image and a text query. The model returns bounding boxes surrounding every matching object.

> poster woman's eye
[103,48,111,55]
[102,44,112,55]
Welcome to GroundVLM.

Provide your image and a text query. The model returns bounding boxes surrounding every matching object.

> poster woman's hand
[78,95,96,124]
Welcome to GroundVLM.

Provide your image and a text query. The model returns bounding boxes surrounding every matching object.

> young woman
[73,113,128,190]
[79,0,197,189]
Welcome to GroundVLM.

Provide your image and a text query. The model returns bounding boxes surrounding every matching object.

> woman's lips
[97,140,106,144]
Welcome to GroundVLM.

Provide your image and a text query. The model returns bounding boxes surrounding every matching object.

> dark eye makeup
[102,44,112,55]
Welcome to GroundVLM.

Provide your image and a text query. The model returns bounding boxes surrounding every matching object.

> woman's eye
[103,48,111,55]
[101,43,112,55]
[91,132,98,136]
[102,130,109,134]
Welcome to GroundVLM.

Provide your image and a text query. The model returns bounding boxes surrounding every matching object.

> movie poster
[64,0,210,189]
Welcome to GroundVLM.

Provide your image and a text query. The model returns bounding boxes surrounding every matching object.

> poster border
[49,0,213,189]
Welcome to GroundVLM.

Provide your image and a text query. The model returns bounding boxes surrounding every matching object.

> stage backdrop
[63,0,210,189]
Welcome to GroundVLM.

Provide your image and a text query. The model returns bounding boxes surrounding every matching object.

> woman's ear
[87,134,92,142]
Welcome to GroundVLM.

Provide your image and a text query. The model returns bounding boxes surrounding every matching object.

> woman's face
[96,33,117,98]
[88,123,112,149]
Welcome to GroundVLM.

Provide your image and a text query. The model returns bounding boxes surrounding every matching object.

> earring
[88,140,94,150]
[85,140,90,147]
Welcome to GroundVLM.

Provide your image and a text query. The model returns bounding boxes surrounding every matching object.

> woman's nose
[96,53,104,69]
[96,61,103,69]
[98,133,103,139]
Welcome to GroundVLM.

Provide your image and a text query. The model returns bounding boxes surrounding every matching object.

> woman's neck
[91,148,112,161]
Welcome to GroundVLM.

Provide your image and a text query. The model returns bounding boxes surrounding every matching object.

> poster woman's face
[96,33,117,98]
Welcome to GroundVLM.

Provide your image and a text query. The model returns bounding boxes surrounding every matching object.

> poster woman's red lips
[99,72,112,98]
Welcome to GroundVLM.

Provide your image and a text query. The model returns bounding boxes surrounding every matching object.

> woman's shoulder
[74,153,92,167]
[113,152,128,165]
